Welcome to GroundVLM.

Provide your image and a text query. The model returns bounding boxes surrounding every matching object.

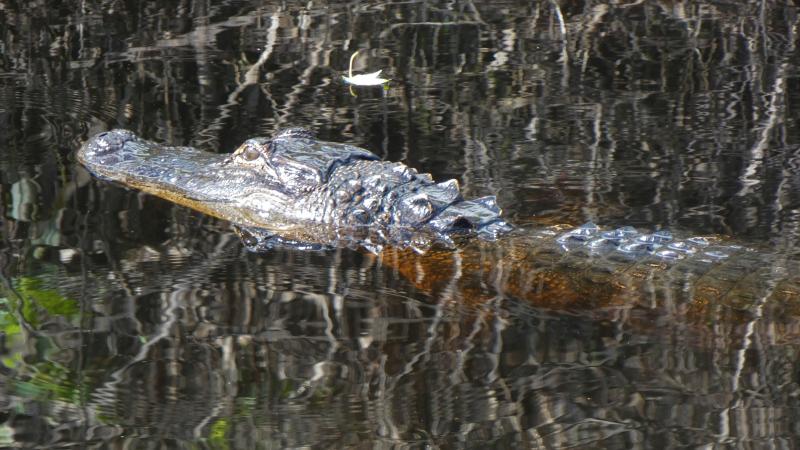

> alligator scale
[78,129,800,317]
[78,128,511,252]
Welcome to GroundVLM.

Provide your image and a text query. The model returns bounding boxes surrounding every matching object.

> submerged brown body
[377,226,800,340]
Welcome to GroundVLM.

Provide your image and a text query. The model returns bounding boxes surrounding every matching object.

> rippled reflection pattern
[1,1,800,448]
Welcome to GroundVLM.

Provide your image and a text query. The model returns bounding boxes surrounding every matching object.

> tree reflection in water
[1,0,799,448]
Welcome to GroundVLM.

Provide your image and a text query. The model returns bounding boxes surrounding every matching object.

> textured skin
[77,129,512,250]
[379,225,800,327]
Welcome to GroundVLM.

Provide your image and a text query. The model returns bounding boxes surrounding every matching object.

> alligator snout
[77,129,151,172]
[85,129,137,156]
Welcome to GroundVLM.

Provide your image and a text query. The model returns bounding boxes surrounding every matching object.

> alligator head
[77,128,511,251]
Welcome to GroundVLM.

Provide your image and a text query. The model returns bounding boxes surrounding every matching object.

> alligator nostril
[89,130,129,156]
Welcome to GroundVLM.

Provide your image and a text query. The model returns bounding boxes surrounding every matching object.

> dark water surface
[2,1,800,448]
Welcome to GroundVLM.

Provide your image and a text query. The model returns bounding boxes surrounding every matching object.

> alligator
[78,128,512,252]
[77,129,800,317]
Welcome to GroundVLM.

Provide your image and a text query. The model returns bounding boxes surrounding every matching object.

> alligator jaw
[77,130,295,231]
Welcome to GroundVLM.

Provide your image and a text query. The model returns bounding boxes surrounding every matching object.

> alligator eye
[243,147,260,161]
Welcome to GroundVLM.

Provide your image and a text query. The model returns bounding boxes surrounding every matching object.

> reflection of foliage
[0,276,85,404]
[0,276,79,344]
[0,425,14,448]
[208,418,230,450]
[15,276,80,324]
[13,365,87,405]
[0,299,22,349]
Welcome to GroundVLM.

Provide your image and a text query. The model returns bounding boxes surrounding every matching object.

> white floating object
[343,70,390,86]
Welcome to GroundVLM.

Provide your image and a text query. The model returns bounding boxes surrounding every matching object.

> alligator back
[378,222,800,329]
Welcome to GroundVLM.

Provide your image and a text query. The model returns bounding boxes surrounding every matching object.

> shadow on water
[1,0,800,448]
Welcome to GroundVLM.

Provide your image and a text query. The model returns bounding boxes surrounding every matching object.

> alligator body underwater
[77,129,800,317]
